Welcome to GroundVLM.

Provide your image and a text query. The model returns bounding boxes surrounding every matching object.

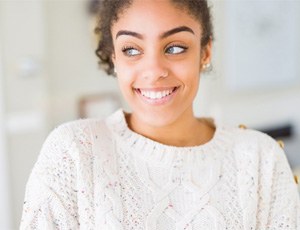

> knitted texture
[20,109,300,229]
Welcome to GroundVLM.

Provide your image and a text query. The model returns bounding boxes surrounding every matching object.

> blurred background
[0,0,300,229]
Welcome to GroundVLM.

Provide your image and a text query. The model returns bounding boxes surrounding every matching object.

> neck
[126,108,215,147]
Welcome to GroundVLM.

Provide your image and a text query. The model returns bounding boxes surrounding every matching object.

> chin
[138,110,180,128]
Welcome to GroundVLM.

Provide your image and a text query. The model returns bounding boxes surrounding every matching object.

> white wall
[0,33,13,230]
[195,1,300,168]
[196,1,300,130]
[0,1,49,228]
[45,0,120,127]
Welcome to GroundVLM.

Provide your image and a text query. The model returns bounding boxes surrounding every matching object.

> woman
[21,0,299,229]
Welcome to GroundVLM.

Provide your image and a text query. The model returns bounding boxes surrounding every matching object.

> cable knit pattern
[20,109,300,229]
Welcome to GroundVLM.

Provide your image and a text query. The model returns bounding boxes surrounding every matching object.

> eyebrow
[116,30,143,39]
[160,26,194,39]
[115,26,195,39]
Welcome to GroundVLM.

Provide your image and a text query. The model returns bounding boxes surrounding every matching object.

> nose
[140,52,169,81]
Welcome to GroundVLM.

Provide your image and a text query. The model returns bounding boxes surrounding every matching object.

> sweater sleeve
[266,139,300,229]
[20,124,79,230]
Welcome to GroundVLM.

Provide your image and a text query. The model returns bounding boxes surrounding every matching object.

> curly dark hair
[95,0,214,76]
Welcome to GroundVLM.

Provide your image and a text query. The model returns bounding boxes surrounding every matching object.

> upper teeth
[140,88,174,99]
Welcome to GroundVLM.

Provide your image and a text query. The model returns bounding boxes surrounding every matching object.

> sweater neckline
[106,109,231,164]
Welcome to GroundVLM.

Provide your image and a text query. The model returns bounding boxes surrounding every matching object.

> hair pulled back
[95,0,213,76]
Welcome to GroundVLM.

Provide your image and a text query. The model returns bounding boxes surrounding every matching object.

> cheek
[172,61,200,96]
[117,77,130,91]
[173,50,201,73]
[116,61,141,91]
[172,59,200,82]
[115,56,137,78]
[117,74,135,101]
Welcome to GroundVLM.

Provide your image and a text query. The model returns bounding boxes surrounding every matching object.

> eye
[122,46,141,57]
[165,45,188,55]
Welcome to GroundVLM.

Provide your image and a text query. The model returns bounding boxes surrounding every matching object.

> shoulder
[48,108,124,147]
[39,118,111,161]
[37,108,126,166]
[30,118,114,186]
[50,118,107,139]
[219,124,293,183]
[220,124,285,165]
[223,124,281,150]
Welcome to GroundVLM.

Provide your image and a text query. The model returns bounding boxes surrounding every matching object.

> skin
[111,0,213,147]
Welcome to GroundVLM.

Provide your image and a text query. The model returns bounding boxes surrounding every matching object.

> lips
[134,86,179,104]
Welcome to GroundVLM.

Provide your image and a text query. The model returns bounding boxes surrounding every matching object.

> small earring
[114,68,117,74]
[202,63,211,71]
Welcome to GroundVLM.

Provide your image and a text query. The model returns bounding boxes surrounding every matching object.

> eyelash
[121,44,188,57]
[165,44,188,54]
[121,46,141,57]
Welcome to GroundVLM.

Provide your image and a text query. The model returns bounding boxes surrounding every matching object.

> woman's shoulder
[39,117,112,159]
[203,118,276,147]
[50,109,124,144]
[48,117,105,141]
[220,123,279,147]
[219,123,286,164]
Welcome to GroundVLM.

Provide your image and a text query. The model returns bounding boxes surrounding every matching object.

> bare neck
[125,110,215,147]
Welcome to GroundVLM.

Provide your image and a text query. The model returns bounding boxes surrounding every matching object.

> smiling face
[111,0,211,129]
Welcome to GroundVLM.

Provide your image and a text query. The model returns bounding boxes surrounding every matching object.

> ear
[200,39,212,71]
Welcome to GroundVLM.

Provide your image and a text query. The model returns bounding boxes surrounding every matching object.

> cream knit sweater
[20,109,300,229]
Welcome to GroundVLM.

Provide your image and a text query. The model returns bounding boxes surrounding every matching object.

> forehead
[111,0,202,37]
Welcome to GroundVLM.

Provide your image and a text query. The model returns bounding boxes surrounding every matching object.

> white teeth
[156,92,162,99]
[150,91,156,99]
[139,88,175,99]
[145,91,151,98]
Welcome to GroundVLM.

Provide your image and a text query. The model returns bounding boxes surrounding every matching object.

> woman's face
[111,0,211,127]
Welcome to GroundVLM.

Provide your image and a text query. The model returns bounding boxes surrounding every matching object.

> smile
[134,87,179,105]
